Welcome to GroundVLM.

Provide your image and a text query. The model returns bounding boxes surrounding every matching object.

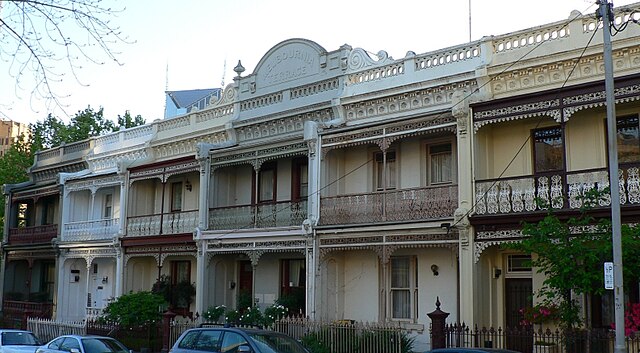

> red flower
[520,303,560,325]
[612,302,640,336]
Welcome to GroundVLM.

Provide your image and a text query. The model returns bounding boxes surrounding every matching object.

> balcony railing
[474,165,640,215]
[319,185,458,226]
[7,224,58,245]
[126,210,198,237]
[63,218,120,242]
[208,200,308,230]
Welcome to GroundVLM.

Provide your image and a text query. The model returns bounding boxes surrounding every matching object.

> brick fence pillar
[427,297,450,349]
[161,309,176,353]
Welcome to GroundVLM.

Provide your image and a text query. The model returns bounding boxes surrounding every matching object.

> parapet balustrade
[126,210,198,237]
[319,185,458,226]
[474,165,640,215]
[8,224,58,244]
[209,200,308,230]
[63,218,120,242]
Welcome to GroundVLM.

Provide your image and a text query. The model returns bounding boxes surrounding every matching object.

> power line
[206,1,604,239]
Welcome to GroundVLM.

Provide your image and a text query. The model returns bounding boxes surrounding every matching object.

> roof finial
[234,60,245,79]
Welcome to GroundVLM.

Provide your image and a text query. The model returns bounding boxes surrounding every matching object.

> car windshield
[247,332,307,353]
[81,338,129,353]
[1,332,39,346]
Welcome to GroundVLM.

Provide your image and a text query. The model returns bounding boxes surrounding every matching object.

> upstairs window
[103,193,113,219]
[428,143,453,184]
[533,127,564,173]
[170,182,183,212]
[258,163,277,203]
[292,159,308,201]
[375,151,396,191]
[617,115,640,163]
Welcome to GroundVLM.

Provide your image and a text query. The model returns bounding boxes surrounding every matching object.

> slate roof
[166,88,220,109]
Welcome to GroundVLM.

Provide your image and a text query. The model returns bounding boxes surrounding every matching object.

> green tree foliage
[99,291,166,328]
[505,190,640,328]
[0,135,37,233]
[30,106,146,150]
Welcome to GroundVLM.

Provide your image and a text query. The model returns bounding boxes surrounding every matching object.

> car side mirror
[237,345,252,353]
[70,348,81,353]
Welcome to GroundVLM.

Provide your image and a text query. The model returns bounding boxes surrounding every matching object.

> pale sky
[1,0,638,125]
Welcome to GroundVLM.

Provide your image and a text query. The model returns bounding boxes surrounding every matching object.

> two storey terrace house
[467,4,640,338]
[2,140,92,323]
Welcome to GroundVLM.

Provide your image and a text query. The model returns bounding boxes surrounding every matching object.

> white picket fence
[27,317,86,343]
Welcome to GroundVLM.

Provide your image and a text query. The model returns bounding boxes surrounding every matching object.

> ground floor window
[390,256,417,320]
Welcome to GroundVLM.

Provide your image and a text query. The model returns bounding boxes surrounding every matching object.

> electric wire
[447,19,602,230]
[204,1,612,240]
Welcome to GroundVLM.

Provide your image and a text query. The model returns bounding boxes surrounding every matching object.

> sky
[1,0,639,125]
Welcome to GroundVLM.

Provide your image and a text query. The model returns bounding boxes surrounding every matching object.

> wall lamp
[185,179,192,192]
[431,264,439,276]
[493,268,502,279]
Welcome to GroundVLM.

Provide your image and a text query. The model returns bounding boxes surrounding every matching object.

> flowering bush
[203,305,226,322]
[263,304,289,326]
[611,302,640,336]
[519,303,560,325]
[223,304,289,327]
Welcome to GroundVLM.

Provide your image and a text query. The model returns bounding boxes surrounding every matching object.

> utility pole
[598,1,626,352]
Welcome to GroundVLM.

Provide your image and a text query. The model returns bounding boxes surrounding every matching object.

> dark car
[36,335,130,353]
[170,326,309,353]
[425,349,521,353]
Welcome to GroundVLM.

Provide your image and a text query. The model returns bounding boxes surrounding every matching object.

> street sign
[604,262,614,290]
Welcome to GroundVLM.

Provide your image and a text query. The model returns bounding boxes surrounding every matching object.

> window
[390,256,417,320]
[220,332,248,353]
[507,254,532,273]
[42,196,56,225]
[617,115,640,163]
[258,163,276,203]
[533,127,564,173]
[292,159,308,201]
[375,151,396,191]
[171,182,183,212]
[171,260,191,285]
[17,202,29,227]
[40,261,55,301]
[103,193,113,219]
[428,143,453,184]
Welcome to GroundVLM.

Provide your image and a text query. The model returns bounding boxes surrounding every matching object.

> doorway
[505,278,533,353]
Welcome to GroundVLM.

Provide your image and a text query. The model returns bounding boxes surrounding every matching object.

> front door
[505,278,533,353]
[238,261,253,309]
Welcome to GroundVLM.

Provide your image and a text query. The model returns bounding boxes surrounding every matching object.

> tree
[0,134,37,234]
[505,191,640,329]
[0,0,129,117]
[30,106,146,149]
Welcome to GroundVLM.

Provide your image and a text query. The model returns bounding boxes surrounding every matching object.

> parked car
[425,349,521,353]
[170,326,310,353]
[0,330,41,353]
[36,335,130,353]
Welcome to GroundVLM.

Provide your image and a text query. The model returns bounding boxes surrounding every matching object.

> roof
[166,88,220,109]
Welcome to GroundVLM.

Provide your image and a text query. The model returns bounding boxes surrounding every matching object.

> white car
[36,335,129,353]
[0,330,41,353]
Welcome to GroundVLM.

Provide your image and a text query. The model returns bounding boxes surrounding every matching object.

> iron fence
[443,323,640,353]
[272,317,410,353]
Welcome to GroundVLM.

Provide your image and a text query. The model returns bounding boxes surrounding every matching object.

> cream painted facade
[3,3,640,352]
